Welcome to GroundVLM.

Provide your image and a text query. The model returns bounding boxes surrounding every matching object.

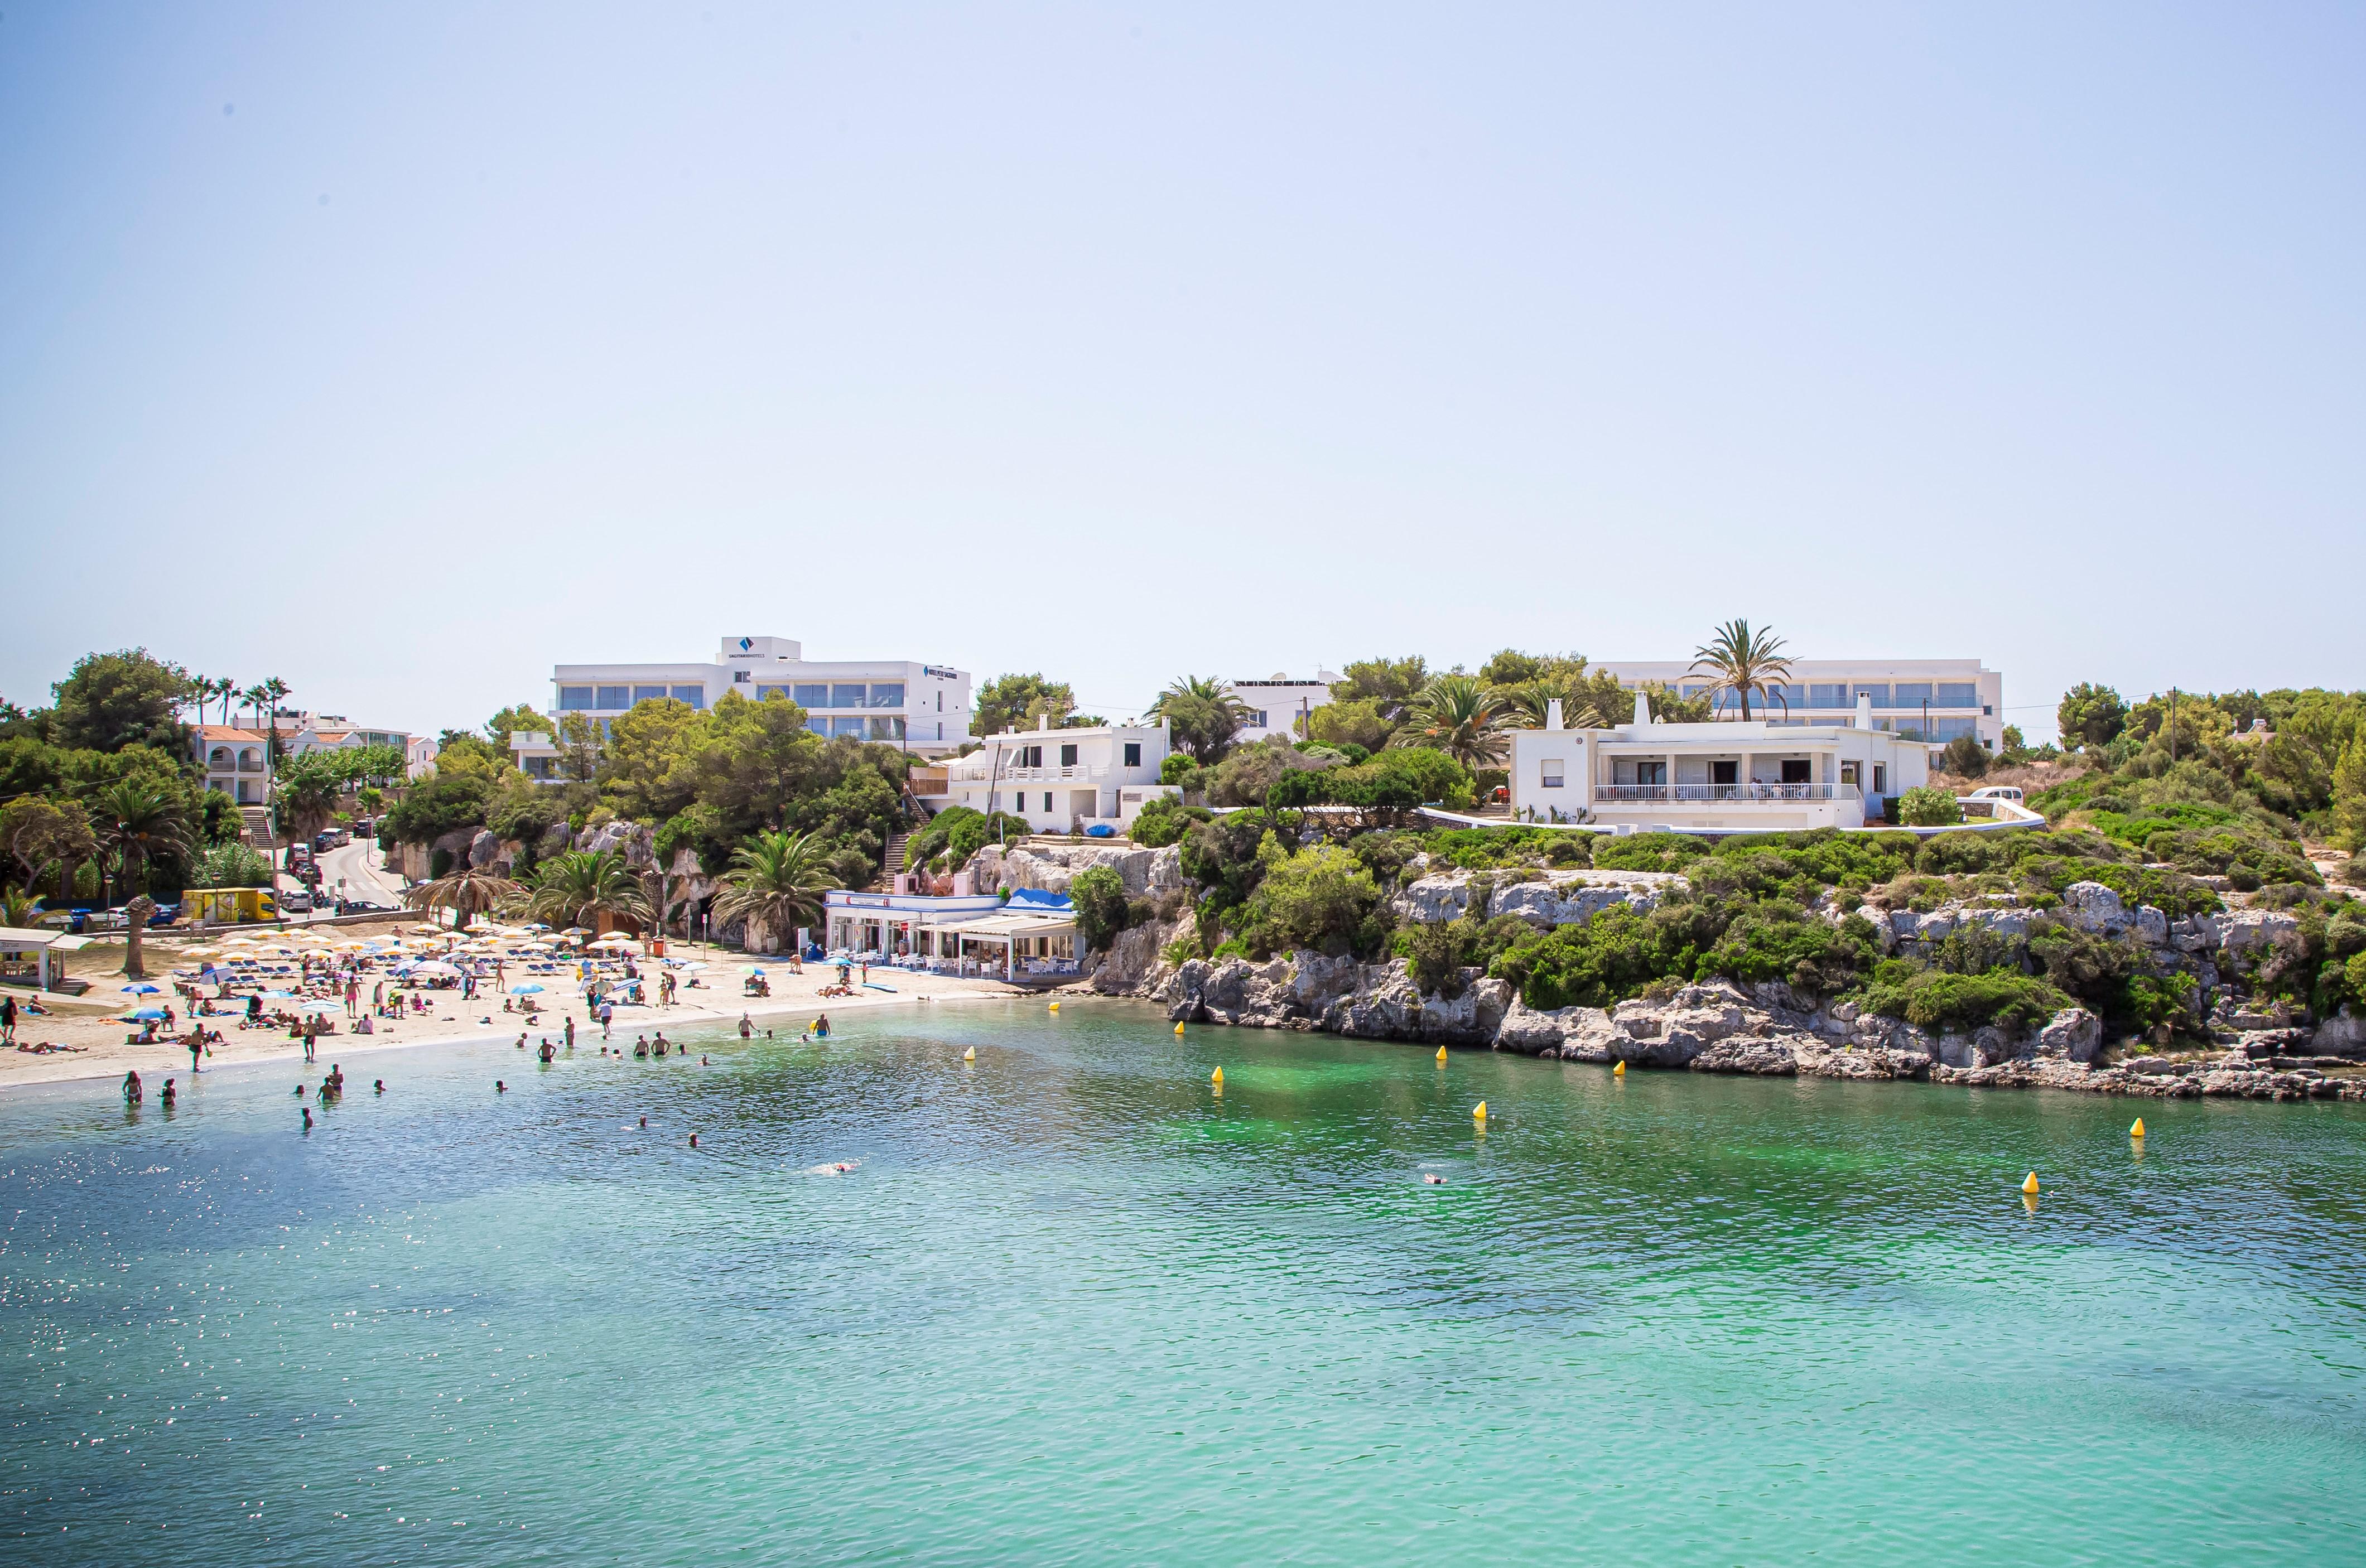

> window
[1540,759,1565,788]
[1637,760,1666,785]
[596,685,631,709]
[832,717,865,737]
[1059,744,1078,768]
[1873,765,1888,794]
[936,722,945,741]
[806,717,828,737]
[1770,683,1807,710]
[1018,745,1043,768]
[832,683,867,709]
[733,670,751,683]
[868,716,904,742]
[632,685,668,705]
[1936,683,1978,707]
[1042,792,1053,813]
[1710,760,1737,785]
[936,691,943,711]
[756,685,789,702]
[209,747,231,768]
[1808,683,1848,708]
[239,749,263,771]
[1853,684,1891,709]
[671,685,705,708]
[1893,683,1933,707]
[793,683,828,707]
[1840,762,1861,787]
[1781,760,1811,784]
[557,686,595,711]
[1123,742,1141,768]
[869,684,904,708]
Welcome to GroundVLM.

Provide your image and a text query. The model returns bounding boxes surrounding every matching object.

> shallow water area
[3,998,2364,1565]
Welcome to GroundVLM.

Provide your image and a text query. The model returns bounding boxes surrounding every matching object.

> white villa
[1596,657,2003,750]
[191,715,412,805]
[1506,693,1933,833]
[1226,673,1337,744]
[549,635,974,755]
[947,721,1177,833]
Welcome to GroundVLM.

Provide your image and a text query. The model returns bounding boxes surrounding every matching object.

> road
[279,838,410,919]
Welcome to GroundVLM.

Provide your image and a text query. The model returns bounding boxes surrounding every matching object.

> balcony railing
[1593,783,1860,803]
[949,764,1111,784]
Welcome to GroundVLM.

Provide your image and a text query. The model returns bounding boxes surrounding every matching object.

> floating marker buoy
[1435,1045,1448,1065]
[1613,1062,1626,1077]
[1174,1022,1186,1035]
[2021,1172,2040,1195]
[1211,1067,1223,1086]
[2129,1117,2145,1138]
[1472,1101,1487,1121]
[1048,1001,1059,1011]
[962,1046,975,1062]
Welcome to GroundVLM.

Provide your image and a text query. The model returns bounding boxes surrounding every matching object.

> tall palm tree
[93,781,193,978]
[271,755,343,870]
[211,676,240,727]
[1149,676,1253,765]
[402,865,522,934]
[709,830,833,954]
[521,850,652,934]
[0,885,41,927]
[1392,675,1509,770]
[1688,620,1793,722]
[257,677,292,763]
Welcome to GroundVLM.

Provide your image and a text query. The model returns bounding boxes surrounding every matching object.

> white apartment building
[549,635,974,755]
[1506,694,1933,833]
[1225,673,1337,744]
[946,722,1176,833]
[191,715,412,804]
[1595,658,2003,750]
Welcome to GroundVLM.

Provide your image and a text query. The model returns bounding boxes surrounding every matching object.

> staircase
[870,829,912,893]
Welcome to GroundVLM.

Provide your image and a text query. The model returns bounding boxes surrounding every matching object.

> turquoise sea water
[3,998,2363,1566]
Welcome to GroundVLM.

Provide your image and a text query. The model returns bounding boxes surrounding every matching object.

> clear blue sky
[4,3,2360,741]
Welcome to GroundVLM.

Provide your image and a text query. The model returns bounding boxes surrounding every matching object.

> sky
[3,3,2361,742]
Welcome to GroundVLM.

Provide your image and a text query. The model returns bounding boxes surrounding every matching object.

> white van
[1965,785,2023,803]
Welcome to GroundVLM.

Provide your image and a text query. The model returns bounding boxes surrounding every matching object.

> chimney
[1545,699,1563,732]
[1632,691,1651,727]
[1855,692,1873,731]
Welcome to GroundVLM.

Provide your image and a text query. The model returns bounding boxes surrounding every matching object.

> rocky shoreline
[984,840,2366,1105]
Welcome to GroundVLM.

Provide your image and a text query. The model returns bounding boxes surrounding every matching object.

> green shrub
[1127,794,1206,848]
[1715,829,1917,888]
[1592,833,1712,874]
[1939,734,1989,778]
[1897,787,1963,827]
[1159,754,1202,787]
[1699,904,1879,996]
[193,842,273,888]
[1490,905,1675,1009]
[1397,913,1533,997]
[1237,845,1391,959]
[1854,962,2070,1034]
[1070,865,1131,953]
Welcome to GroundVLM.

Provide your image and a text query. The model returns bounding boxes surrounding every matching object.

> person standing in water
[123,1070,142,1104]
[564,1015,575,1051]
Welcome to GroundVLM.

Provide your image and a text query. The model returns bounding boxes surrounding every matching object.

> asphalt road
[281,838,409,917]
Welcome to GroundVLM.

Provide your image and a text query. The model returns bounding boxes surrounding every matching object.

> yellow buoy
[1174,1022,1186,1035]
[1435,1045,1448,1065]
[962,1046,975,1062]
[1211,1067,1223,1086]
[2021,1171,2040,1195]
[1613,1061,1626,1077]
[1472,1101,1487,1121]
[2129,1117,2146,1138]
[1048,1001,1059,1012]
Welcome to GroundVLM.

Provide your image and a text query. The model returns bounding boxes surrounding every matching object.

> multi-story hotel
[546,635,974,755]
[1596,658,2003,750]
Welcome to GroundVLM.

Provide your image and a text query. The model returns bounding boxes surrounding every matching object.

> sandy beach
[0,924,1043,1090]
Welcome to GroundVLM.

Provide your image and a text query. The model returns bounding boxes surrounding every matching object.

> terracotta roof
[193,726,268,742]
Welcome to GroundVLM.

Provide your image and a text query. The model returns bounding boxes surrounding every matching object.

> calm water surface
[2,999,2363,1565]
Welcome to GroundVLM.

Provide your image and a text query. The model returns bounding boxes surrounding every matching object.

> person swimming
[688,1133,699,1149]
[633,1035,649,1059]
[374,1079,384,1094]
[1424,1173,1446,1185]
[160,1077,176,1106]
[496,1080,507,1093]
[301,1107,313,1131]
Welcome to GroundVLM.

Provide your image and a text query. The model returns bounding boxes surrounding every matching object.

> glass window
[756,685,789,702]
[1771,683,1807,709]
[806,717,828,737]
[1637,761,1666,785]
[670,685,705,708]
[557,686,595,711]
[831,683,867,709]
[632,685,668,705]
[793,683,828,707]
[1893,682,1933,707]
[1853,684,1891,708]
[1540,759,1565,788]
[596,685,631,709]
[868,683,904,708]
[1123,742,1141,768]
[1807,683,1848,708]
[832,716,866,737]
[1937,683,1978,707]
[868,716,904,742]
[1059,744,1078,767]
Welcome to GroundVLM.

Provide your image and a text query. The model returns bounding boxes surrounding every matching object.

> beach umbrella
[120,982,162,995]
[509,982,544,995]
[123,1007,168,1021]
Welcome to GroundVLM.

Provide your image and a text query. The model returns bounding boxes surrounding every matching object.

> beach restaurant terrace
[0,927,97,992]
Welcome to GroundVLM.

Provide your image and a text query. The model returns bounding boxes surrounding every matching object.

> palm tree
[521,850,652,935]
[256,677,292,763]
[1492,679,1609,732]
[709,830,833,954]
[402,865,523,934]
[1393,675,1509,770]
[239,681,270,734]
[1149,676,1253,765]
[1688,620,1793,722]
[271,755,343,871]
[211,676,240,727]
[0,885,40,927]
[93,781,194,979]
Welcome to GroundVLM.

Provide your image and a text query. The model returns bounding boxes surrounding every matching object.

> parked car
[334,898,394,915]
[1965,785,2024,803]
[280,889,314,914]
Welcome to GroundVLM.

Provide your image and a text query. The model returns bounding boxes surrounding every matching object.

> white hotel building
[546,636,974,755]
[1598,658,2003,750]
